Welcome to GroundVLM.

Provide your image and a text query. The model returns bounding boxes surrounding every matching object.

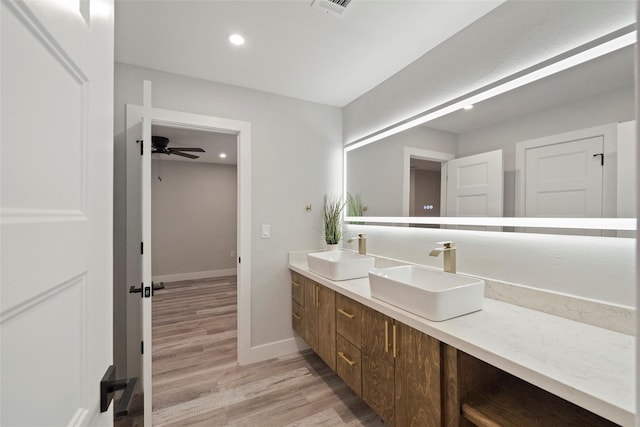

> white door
[523,137,604,218]
[1,0,114,425]
[445,150,503,217]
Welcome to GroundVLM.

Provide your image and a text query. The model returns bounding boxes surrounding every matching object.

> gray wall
[343,1,635,143]
[151,159,237,279]
[347,125,456,216]
[114,63,342,376]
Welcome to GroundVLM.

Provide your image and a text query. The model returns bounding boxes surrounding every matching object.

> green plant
[324,195,346,245]
[346,193,368,225]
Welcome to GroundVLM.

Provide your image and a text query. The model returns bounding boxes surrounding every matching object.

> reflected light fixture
[219,153,227,159]
[229,34,245,46]
[463,104,474,110]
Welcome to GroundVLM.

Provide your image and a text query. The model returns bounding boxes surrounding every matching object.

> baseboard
[153,268,237,283]
[238,336,308,365]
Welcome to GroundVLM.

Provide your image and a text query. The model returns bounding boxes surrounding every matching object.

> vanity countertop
[288,252,635,426]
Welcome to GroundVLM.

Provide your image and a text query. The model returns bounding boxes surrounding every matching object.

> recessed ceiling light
[219,153,227,159]
[229,34,245,46]
[463,104,474,110]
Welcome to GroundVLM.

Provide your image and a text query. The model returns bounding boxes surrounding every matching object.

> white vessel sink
[369,265,484,321]
[307,250,375,281]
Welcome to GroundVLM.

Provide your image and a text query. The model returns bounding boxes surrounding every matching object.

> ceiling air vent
[311,0,352,17]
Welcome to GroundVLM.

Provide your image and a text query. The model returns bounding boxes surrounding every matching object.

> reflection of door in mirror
[409,159,442,217]
[444,150,503,217]
[515,122,636,235]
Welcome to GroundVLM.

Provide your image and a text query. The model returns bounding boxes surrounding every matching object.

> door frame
[132,106,253,365]
[402,147,455,216]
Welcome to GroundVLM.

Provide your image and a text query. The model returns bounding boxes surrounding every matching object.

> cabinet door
[317,285,336,370]
[395,323,442,427]
[362,307,395,425]
[304,278,319,351]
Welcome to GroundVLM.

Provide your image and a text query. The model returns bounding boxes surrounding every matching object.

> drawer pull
[392,323,397,358]
[292,281,301,288]
[292,312,301,320]
[338,308,355,319]
[384,320,389,353]
[338,351,356,366]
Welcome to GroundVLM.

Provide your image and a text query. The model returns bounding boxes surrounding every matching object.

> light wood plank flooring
[116,276,385,426]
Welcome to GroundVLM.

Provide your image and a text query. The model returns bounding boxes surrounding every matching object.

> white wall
[342,2,636,308]
[114,63,342,372]
[343,1,635,143]
[151,159,237,279]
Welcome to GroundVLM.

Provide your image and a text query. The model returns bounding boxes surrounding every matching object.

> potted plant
[324,195,346,250]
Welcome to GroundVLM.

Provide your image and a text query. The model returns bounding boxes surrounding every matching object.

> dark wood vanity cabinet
[362,306,441,427]
[335,294,365,396]
[291,272,306,339]
[302,277,336,371]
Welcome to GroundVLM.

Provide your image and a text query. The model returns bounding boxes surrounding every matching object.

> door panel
[362,308,395,425]
[446,150,503,217]
[1,0,114,425]
[524,136,603,218]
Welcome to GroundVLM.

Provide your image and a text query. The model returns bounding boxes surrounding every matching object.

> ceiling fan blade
[168,147,205,152]
[171,151,200,159]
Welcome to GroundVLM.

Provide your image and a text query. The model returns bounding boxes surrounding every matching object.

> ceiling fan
[151,135,205,159]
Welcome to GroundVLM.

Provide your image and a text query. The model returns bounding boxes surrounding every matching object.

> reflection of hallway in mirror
[410,158,442,223]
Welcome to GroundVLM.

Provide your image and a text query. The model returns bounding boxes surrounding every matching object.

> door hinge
[238,256,241,264]
[140,241,144,255]
[141,341,144,355]
[137,139,143,155]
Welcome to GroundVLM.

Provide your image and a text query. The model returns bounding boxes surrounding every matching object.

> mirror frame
[343,25,637,232]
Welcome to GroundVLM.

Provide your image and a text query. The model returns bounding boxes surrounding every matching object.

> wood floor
[116,276,385,426]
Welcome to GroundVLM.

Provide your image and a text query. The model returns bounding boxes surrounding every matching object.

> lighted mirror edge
[344,25,636,152]
[344,216,636,231]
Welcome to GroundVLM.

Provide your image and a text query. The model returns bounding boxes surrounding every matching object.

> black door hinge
[137,139,143,155]
[140,242,144,255]
[141,341,144,355]
[238,257,241,264]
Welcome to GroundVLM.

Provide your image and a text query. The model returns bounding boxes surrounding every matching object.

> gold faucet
[347,233,367,255]
[429,241,456,273]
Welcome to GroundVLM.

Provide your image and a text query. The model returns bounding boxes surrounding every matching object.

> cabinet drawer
[337,334,362,396]
[336,294,363,348]
[291,272,304,306]
[292,301,305,338]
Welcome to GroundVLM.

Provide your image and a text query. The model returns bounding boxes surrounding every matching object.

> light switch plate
[261,224,271,239]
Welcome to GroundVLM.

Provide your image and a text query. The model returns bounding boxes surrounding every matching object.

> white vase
[326,243,340,251]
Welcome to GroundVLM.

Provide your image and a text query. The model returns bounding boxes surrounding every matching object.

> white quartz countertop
[288,252,635,426]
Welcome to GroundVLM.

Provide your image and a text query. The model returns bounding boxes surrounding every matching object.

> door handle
[129,283,143,298]
[152,281,165,296]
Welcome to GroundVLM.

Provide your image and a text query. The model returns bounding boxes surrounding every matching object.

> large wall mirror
[345,27,636,236]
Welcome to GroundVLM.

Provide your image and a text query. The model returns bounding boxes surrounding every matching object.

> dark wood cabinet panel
[395,323,441,427]
[317,285,336,370]
[292,300,305,339]
[304,278,319,351]
[362,306,395,425]
[291,272,304,306]
[336,334,362,396]
[336,293,364,348]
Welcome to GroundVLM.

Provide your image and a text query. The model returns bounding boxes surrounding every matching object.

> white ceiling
[115,0,504,107]
[151,125,238,165]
